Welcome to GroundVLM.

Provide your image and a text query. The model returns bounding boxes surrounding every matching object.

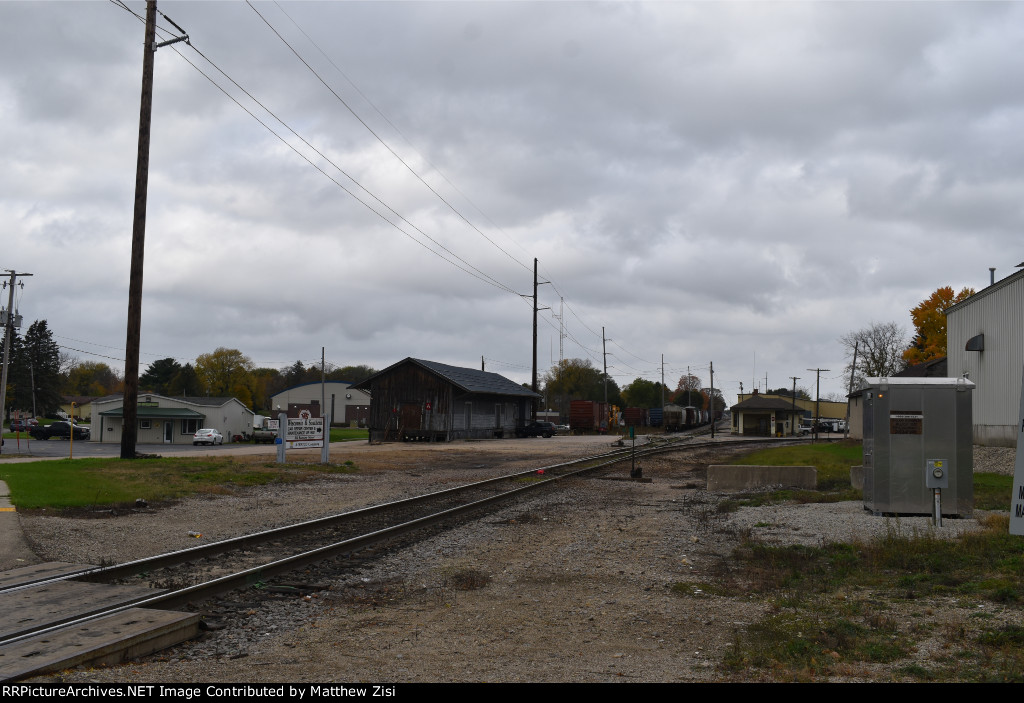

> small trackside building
[354,358,541,442]
[729,395,804,437]
[92,394,255,444]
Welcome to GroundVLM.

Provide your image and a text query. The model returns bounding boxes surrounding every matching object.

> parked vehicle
[8,419,39,433]
[193,428,224,446]
[515,421,557,438]
[29,421,90,441]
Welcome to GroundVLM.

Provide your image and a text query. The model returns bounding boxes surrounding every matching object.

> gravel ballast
[14,437,1018,683]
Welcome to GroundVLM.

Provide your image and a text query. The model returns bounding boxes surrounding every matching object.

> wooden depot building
[355,358,541,442]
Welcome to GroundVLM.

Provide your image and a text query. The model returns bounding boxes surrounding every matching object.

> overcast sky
[2,1,1021,405]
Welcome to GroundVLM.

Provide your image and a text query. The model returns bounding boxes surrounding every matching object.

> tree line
[1,322,377,418]
[840,285,974,389]
[541,358,724,418]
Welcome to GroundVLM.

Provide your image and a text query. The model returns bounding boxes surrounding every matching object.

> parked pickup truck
[29,421,90,441]
[515,421,557,438]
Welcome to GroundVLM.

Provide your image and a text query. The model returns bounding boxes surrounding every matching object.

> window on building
[181,419,199,434]
[139,419,152,430]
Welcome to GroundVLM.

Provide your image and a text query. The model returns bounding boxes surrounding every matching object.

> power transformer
[861,377,974,517]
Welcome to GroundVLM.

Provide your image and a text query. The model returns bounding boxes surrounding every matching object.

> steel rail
[0,448,633,648]
[0,433,818,646]
[0,444,650,595]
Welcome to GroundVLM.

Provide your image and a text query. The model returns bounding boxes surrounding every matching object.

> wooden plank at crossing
[0,608,199,681]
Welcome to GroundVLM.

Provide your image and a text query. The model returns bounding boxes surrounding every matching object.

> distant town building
[92,394,254,444]
[269,381,371,427]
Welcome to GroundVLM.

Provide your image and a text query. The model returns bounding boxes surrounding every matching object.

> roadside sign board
[286,417,324,449]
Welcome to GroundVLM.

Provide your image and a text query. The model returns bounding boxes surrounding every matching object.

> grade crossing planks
[0,580,162,640]
[0,562,93,591]
[0,563,200,681]
[0,608,199,681]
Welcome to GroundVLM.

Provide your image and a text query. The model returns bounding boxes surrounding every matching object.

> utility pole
[844,342,859,440]
[602,327,608,405]
[528,258,549,420]
[0,270,31,449]
[120,1,187,459]
[807,368,830,442]
[661,354,665,408]
[709,361,715,439]
[559,298,564,364]
[789,376,800,436]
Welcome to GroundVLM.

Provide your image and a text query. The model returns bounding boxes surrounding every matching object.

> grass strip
[0,455,357,510]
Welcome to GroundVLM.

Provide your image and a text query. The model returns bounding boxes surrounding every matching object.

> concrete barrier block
[707,465,817,492]
[850,465,863,491]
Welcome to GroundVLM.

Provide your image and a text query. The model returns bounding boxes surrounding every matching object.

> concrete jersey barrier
[707,465,817,492]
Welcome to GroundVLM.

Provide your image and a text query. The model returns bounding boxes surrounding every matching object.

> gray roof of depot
[356,358,541,398]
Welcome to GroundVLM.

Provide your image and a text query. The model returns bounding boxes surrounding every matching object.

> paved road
[0,437,263,460]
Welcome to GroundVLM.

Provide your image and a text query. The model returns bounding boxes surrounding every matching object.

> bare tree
[840,321,907,390]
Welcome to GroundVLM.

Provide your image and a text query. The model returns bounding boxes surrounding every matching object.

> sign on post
[286,417,324,449]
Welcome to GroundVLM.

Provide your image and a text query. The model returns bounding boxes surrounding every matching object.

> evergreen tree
[139,357,182,395]
[10,321,63,414]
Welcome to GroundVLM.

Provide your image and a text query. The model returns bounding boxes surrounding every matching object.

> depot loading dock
[356,358,541,442]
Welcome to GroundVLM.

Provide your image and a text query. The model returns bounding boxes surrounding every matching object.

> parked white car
[193,428,224,446]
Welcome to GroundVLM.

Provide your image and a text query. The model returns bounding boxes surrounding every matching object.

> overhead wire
[110,0,520,297]
[110,1,656,377]
[252,2,640,364]
[249,1,534,278]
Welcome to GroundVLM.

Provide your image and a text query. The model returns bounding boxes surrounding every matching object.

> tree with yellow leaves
[903,286,975,365]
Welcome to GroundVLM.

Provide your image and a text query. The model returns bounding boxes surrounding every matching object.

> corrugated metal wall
[947,272,1024,446]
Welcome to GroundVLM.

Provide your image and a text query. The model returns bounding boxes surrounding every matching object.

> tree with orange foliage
[903,286,975,365]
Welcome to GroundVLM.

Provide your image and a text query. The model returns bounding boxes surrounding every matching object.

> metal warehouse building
[945,268,1024,447]
[269,381,372,426]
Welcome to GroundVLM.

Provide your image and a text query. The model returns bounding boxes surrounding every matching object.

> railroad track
[0,433,812,678]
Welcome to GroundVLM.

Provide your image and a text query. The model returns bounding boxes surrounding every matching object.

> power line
[111,1,657,372]
[248,1,534,277]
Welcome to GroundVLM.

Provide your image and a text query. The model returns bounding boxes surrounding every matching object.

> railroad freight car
[623,407,646,428]
[663,404,709,432]
[663,403,684,432]
[570,400,609,433]
[648,407,663,427]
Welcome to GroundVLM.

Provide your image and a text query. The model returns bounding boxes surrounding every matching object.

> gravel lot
[19,437,1019,683]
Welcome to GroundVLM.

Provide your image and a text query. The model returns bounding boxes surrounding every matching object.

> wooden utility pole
[120,0,157,459]
[844,342,859,439]
[532,258,538,418]
[0,270,31,451]
[709,361,715,439]
[790,376,800,436]
[528,258,549,420]
[807,367,830,442]
[602,327,608,404]
[121,1,187,458]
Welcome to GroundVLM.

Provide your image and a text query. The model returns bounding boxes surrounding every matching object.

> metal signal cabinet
[861,377,974,517]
